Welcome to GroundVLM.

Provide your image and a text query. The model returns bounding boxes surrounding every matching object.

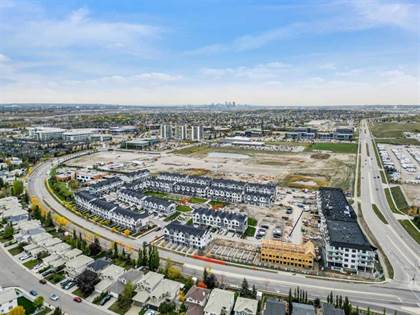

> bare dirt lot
[67,148,356,192]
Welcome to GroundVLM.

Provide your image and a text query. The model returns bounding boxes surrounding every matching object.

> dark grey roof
[322,304,345,315]
[90,177,123,190]
[124,169,149,177]
[120,188,145,200]
[263,299,286,315]
[292,303,315,315]
[87,258,111,272]
[193,208,247,222]
[166,221,208,237]
[75,190,98,202]
[143,196,175,207]
[326,220,374,251]
[113,207,148,221]
[319,188,356,222]
[91,198,118,211]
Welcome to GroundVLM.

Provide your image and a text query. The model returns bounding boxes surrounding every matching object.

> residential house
[109,269,144,298]
[262,299,286,315]
[0,288,18,314]
[204,289,235,315]
[234,297,258,315]
[185,286,211,315]
[133,272,164,306]
[292,303,315,315]
[193,208,248,234]
[142,196,176,216]
[164,221,211,249]
[65,255,94,278]
[147,279,184,310]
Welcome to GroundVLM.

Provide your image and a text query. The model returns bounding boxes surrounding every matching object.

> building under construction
[260,240,315,269]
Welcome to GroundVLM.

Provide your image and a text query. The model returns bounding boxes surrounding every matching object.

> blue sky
[0,0,419,105]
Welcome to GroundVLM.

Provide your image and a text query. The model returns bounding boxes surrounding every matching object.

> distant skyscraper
[191,126,204,141]
[175,125,188,140]
[160,124,172,139]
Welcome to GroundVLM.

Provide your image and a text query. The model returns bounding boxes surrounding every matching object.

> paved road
[25,147,420,314]
[0,243,112,315]
[358,120,420,286]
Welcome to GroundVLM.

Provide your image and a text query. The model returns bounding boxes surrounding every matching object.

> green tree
[117,281,135,310]
[52,307,64,315]
[240,278,250,297]
[3,223,14,239]
[34,296,44,309]
[89,238,102,256]
[11,180,24,196]
[44,211,54,227]
[288,289,293,314]
[142,242,149,267]
[137,248,143,267]
[158,302,176,314]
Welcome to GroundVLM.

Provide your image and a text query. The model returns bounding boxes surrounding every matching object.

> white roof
[234,297,258,315]
[63,248,82,260]
[101,264,125,280]
[204,289,235,315]
[0,288,18,305]
[139,272,164,290]
[66,255,94,269]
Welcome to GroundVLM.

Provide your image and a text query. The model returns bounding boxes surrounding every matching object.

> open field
[307,142,358,154]
[69,149,356,193]
[371,122,420,145]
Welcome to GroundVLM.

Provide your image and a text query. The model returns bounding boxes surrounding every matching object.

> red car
[73,296,82,303]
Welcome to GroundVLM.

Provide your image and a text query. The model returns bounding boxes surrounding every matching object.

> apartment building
[318,188,376,273]
[260,240,315,269]
[164,221,211,249]
[192,208,248,234]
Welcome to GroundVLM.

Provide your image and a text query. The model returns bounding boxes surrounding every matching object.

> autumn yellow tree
[8,305,25,315]
[55,215,69,228]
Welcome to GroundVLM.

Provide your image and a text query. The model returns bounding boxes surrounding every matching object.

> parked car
[19,254,31,261]
[29,290,38,296]
[64,281,76,290]
[99,294,112,306]
[50,294,59,301]
[73,296,82,303]
[39,279,47,285]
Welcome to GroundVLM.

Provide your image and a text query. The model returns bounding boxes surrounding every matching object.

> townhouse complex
[318,188,376,274]
[133,172,277,207]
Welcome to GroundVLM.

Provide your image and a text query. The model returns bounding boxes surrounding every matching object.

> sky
[0,0,419,106]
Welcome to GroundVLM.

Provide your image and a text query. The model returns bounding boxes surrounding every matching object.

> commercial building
[28,127,65,141]
[164,221,212,249]
[318,188,376,273]
[121,138,158,150]
[260,240,315,269]
[62,129,94,142]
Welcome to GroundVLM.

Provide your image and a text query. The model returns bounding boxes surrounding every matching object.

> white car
[50,294,59,301]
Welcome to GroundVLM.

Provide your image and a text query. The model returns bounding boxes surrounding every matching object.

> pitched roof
[165,221,208,238]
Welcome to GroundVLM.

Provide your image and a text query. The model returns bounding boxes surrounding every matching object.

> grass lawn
[164,212,181,222]
[380,171,387,184]
[0,235,13,243]
[248,217,257,226]
[176,205,192,212]
[189,197,207,204]
[73,288,92,299]
[308,143,358,154]
[46,272,65,284]
[384,188,399,213]
[399,220,420,245]
[23,259,39,269]
[244,226,256,237]
[8,246,23,256]
[371,122,420,138]
[17,296,36,314]
[108,300,132,315]
[372,204,388,224]
[390,186,409,211]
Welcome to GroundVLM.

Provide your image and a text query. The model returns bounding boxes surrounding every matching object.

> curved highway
[26,140,420,314]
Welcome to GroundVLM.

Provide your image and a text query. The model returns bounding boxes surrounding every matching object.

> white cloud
[0,5,161,58]
[201,62,290,80]
[187,0,419,55]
